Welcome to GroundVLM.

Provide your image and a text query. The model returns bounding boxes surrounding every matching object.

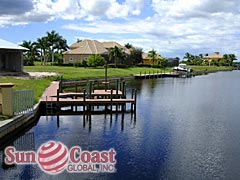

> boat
[173,64,192,73]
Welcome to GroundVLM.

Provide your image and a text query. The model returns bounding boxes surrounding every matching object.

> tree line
[183,52,237,66]
[20,30,69,66]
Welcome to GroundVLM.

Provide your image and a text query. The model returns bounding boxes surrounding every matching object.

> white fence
[13,90,34,115]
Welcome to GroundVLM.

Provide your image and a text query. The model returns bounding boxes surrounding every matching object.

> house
[142,52,161,65]
[0,39,28,72]
[63,40,108,64]
[166,58,179,67]
[203,52,224,64]
[102,41,130,55]
[63,40,130,64]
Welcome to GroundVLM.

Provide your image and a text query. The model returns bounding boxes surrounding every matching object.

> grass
[0,65,233,104]
[24,65,173,80]
[0,77,52,103]
[0,115,11,121]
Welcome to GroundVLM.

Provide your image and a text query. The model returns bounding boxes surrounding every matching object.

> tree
[158,57,167,68]
[125,43,133,49]
[109,46,125,67]
[46,30,68,65]
[36,37,48,65]
[20,40,38,66]
[228,54,237,66]
[87,55,105,67]
[130,47,143,65]
[148,49,158,66]
[223,54,237,66]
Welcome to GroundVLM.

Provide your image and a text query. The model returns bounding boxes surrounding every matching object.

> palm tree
[45,30,69,65]
[223,54,229,66]
[109,46,124,67]
[229,54,237,66]
[184,52,192,61]
[20,40,38,65]
[148,49,158,66]
[125,43,133,49]
[130,47,143,65]
[56,38,69,53]
[46,30,62,65]
[36,37,48,65]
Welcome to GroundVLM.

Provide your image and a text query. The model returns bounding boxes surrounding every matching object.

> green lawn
[0,77,52,103]
[0,65,232,103]
[24,65,173,80]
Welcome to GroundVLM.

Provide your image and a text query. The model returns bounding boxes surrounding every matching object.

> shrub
[87,55,105,67]
[73,62,82,67]
[23,57,35,66]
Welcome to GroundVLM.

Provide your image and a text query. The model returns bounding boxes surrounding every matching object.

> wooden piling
[83,89,86,112]
[116,79,119,96]
[75,84,78,92]
[110,89,113,112]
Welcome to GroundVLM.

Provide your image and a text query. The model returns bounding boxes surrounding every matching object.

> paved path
[41,81,59,102]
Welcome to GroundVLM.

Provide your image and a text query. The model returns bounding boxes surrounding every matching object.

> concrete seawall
[0,103,40,147]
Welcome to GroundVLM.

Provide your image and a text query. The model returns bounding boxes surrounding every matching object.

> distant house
[63,40,130,64]
[166,58,179,67]
[0,39,28,72]
[142,52,160,65]
[203,52,224,63]
[63,40,108,64]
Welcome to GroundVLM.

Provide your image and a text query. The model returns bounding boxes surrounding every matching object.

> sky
[0,0,240,60]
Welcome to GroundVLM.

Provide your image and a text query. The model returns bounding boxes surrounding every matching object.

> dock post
[57,89,60,110]
[59,76,63,93]
[134,89,137,112]
[122,81,126,98]
[124,83,126,98]
[131,89,134,111]
[110,89,113,112]
[89,81,92,99]
[83,89,86,112]
[92,81,94,93]
[116,79,119,96]
[75,84,77,92]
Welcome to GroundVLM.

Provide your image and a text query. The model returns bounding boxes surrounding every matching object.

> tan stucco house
[63,40,108,64]
[203,52,223,61]
[102,41,130,55]
[142,52,160,65]
[63,40,130,64]
[0,39,27,72]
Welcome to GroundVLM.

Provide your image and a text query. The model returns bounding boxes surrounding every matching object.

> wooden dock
[41,81,137,113]
[134,72,180,79]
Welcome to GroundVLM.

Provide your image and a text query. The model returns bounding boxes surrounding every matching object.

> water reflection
[1,71,240,180]
[48,111,137,132]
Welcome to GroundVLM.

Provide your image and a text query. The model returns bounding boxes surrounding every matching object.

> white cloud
[1,0,240,59]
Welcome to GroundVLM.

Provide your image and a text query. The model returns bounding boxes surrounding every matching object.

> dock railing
[13,90,34,115]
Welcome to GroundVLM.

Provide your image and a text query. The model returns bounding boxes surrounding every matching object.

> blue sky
[0,0,240,60]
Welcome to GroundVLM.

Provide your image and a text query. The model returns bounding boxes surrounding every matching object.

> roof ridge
[93,40,98,54]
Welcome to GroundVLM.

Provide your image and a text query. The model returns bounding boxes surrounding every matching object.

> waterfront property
[0,39,28,73]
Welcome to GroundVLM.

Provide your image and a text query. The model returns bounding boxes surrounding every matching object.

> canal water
[1,71,240,180]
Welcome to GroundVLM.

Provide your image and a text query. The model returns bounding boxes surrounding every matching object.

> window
[69,57,73,62]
